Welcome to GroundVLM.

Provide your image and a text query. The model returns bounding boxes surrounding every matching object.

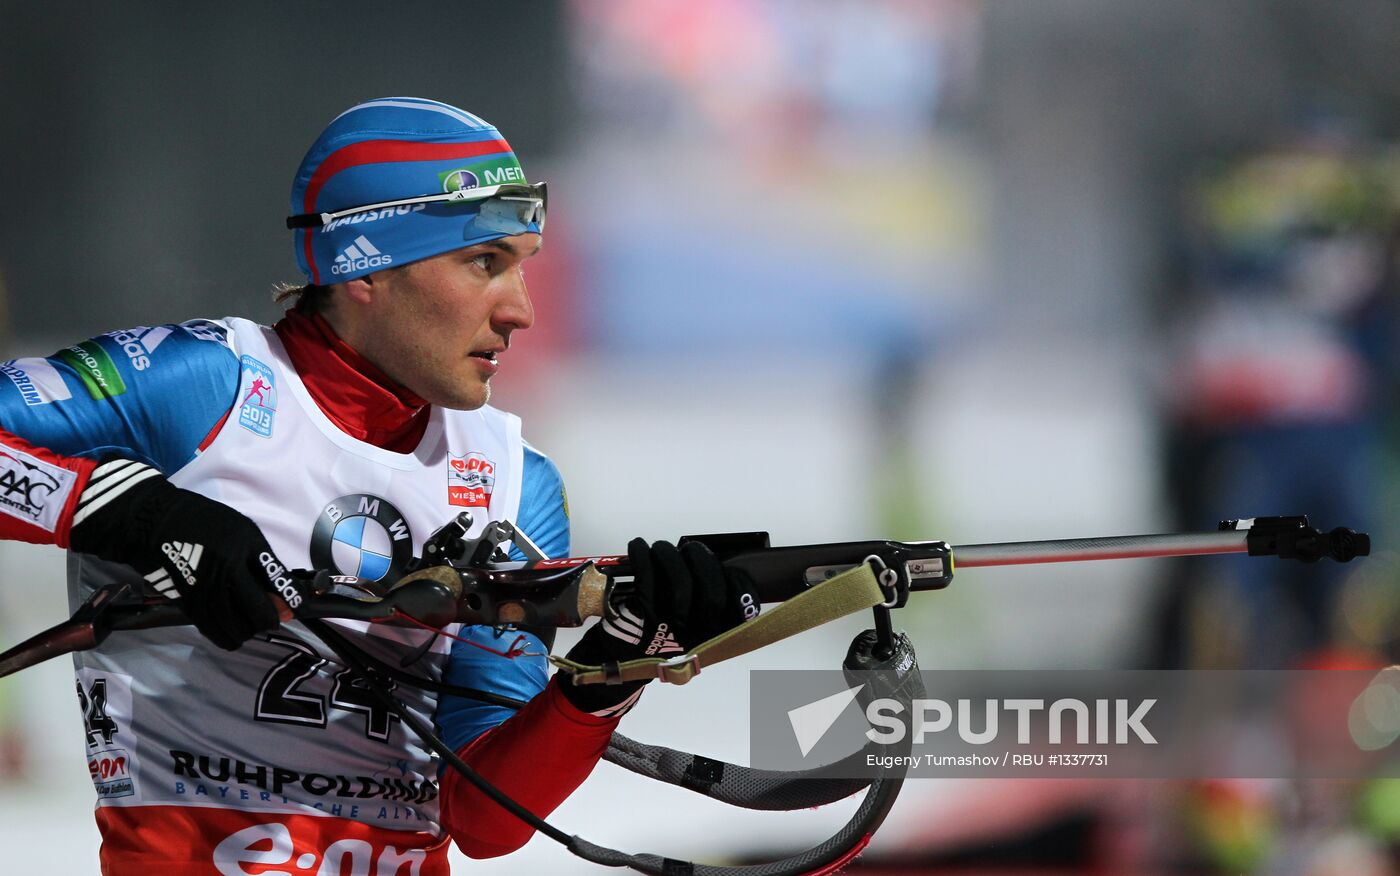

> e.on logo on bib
[214,822,430,875]
[447,452,495,508]
[88,750,134,799]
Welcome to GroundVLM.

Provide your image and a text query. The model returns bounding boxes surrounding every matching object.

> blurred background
[4,0,1400,872]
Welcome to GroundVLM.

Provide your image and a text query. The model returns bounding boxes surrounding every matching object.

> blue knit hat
[289,97,543,284]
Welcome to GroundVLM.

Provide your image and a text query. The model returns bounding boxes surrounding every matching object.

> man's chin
[434,383,490,411]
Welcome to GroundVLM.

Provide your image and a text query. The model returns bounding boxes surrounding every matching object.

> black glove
[557,538,759,717]
[69,459,304,650]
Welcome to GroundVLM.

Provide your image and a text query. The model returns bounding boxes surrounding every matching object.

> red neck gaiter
[273,310,430,453]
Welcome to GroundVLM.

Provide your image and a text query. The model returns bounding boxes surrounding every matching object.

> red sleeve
[440,677,621,858]
[0,427,95,548]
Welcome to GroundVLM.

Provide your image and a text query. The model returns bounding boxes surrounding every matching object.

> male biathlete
[0,97,755,874]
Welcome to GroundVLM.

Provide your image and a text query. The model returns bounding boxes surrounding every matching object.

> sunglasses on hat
[286,182,547,232]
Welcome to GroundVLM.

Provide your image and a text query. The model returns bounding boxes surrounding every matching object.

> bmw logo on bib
[310,494,414,583]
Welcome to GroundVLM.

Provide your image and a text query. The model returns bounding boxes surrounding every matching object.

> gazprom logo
[442,169,479,193]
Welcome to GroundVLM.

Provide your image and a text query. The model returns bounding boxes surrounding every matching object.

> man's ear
[338,275,375,306]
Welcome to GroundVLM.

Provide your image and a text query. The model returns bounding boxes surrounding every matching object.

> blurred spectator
[1152,119,1400,672]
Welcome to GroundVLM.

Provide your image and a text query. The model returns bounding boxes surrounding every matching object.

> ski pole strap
[552,561,887,686]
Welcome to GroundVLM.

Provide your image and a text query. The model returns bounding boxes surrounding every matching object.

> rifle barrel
[950,531,1249,569]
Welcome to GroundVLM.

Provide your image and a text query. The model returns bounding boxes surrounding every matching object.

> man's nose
[494,265,535,332]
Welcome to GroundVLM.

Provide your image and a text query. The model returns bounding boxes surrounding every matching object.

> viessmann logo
[447,452,495,508]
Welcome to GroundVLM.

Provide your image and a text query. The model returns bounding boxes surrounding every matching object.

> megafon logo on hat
[441,169,480,193]
[331,235,392,275]
[438,157,527,197]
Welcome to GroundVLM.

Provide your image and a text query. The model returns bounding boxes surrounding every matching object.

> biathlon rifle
[0,513,1370,876]
[0,512,1367,680]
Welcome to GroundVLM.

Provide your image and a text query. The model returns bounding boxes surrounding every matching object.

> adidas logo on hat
[331,235,392,275]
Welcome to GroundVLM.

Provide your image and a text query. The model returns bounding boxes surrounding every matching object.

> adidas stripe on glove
[556,538,760,718]
[69,459,304,650]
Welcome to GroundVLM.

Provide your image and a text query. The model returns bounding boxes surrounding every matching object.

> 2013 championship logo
[236,355,277,438]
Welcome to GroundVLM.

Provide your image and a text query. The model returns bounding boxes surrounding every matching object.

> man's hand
[557,538,759,717]
[69,459,303,650]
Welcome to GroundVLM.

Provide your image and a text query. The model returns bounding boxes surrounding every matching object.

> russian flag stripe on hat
[301,138,514,213]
